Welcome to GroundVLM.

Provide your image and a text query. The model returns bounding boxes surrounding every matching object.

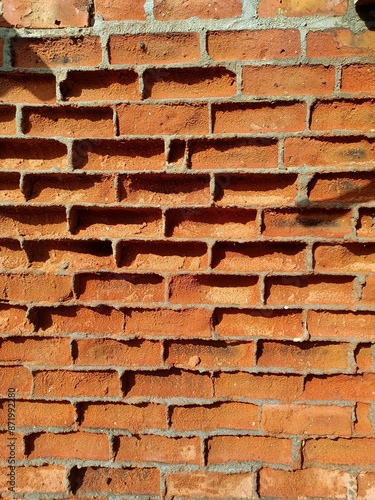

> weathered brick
[0,304,32,335]
[304,437,375,466]
[307,311,375,341]
[311,99,375,131]
[307,29,375,58]
[0,73,56,104]
[0,367,32,397]
[0,338,71,366]
[0,172,23,202]
[27,432,109,460]
[303,374,375,402]
[154,0,242,20]
[259,0,348,17]
[358,471,375,500]
[0,400,75,428]
[0,274,72,303]
[0,105,17,135]
[314,243,375,273]
[0,466,66,493]
[360,275,375,305]
[95,0,145,20]
[342,64,375,94]
[0,139,68,171]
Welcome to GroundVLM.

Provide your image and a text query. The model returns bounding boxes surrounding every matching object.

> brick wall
[0,0,375,498]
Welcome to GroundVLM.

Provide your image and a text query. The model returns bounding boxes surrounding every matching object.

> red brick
[2,0,89,28]
[307,311,375,341]
[143,67,236,99]
[72,207,163,238]
[0,73,55,104]
[35,306,124,336]
[0,304,32,335]
[207,435,293,465]
[259,0,348,17]
[0,138,67,171]
[0,105,16,135]
[74,339,161,367]
[0,401,75,428]
[354,403,374,435]
[284,136,375,168]
[312,99,375,131]
[169,275,259,306]
[361,275,375,305]
[23,106,114,138]
[95,0,145,20]
[123,308,212,339]
[304,437,375,466]
[170,402,259,431]
[117,103,208,136]
[0,367,32,397]
[0,466,66,493]
[214,309,303,340]
[243,65,335,96]
[262,208,352,238]
[27,432,108,460]
[357,209,375,238]
[0,173,23,202]
[215,373,303,401]
[0,274,72,303]
[309,173,375,204]
[207,29,300,61]
[166,340,255,369]
[166,207,257,240]
[212,102,306,134]
[12,37,101,68]
[0,432,24,460]
[303,374,375,402]
[258,341,350,372]
[125,370,212,399]
[213,242,307,273]
[314,243,375,273]
[358,471,375,500]
[76,467,160,495]
[266,276,354,306]
[189,137,278,170]
[81,402,166,430]
[216,173,298,207]
[77,273,164,304]
[307,29,375,58]
[0,338,71,366]
[72,139,165,171]
[342,64,375,94]
[116,435,201,464]
[165,471,254,500]
[119,241,208,272]
[155,0,242,19]
[120,173,211,207]
[33,370,121,398]
[61,70,139,102]
[109,33,200,65]
[356,345,373,373]
[259,467,350,499]
[261,404,352,436]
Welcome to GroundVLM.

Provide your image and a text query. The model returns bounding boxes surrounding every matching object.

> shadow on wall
[355,1,375,29]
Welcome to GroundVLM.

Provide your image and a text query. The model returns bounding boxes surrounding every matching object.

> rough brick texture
[0,0,373,498]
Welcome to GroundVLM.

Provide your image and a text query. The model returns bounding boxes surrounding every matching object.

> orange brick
[189,137,278,170]
[0,138,68,171]
[262,208,352,238]
[361,275,375,305]
[76,467,160,495]
[0,73,55,104]
[207,435,293,465]
[74,339,161,367]
[120,173,211,207]
[125,370,212,399]
[33,370,121,398]
[117,103,208,136]
[119,241,208,272]
[81,403,167,431]
[358,471,375,500]
[261,404,352,436]
[355,403,374,436]
[12,37,101,68]
[214,309,303,340]
[0,432,24,460]
[0,466,66,493]
[284,136,375,168]
[169,275,258,306]
[207,29,300,61]
[154,0,242,19]
[166,340,255,369]
[0,401,75,428]
[95,0,145,20]
[165,471,254,500]
[303,374,375,402]
[259,467,350,499]
[0,338,71,366]
[72,138,165,171]
[0,173,23,202]
[243,65,335,96]
[2,0,89,27]
[116,435,201,464]
[215,373,303,402]
[304,437,375,466]
[0,304,32,334]
[212,102,306,134]
[23,106,114,138]
[170,402,259,431]
[0,274,72,303]
[143,67,236,99]
[213,242,307,273]
[311,99,375,131]
[123,308,212,339]
[257,341,350,372]
[314,243,375,273]
[109,33,200,65]
[357,209,375,238]
[61,70,139,102]
[27,432,109,460]
[356,344,373,373]
[259,0,348,17]
[0,367,32,397]
[309,173,375,204]
[166,207,257,240]
[307,311,375,341]
[77,273,164,304]
[342,64,375,94]
[0,105,16,135]
[307,29,375,58]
